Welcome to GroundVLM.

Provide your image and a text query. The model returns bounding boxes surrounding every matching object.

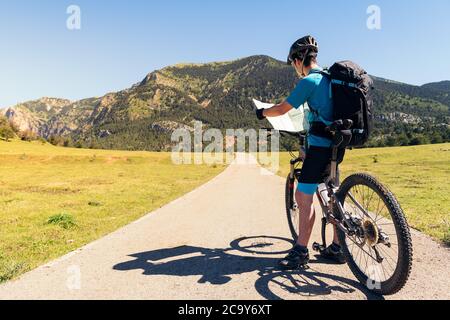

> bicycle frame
[286,130,358,252]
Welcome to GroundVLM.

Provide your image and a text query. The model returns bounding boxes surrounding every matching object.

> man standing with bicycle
[256,36,346,269]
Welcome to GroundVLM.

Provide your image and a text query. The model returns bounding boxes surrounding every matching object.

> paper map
[253,99,310,132]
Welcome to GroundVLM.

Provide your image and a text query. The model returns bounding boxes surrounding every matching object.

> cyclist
[256,36,346,269]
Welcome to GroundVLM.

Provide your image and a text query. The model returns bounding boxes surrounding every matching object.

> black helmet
[287,35,319,65]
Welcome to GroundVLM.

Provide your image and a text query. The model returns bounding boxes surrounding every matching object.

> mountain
[3,55,450,150]
[3,98,71,134]
[422,81,450,92]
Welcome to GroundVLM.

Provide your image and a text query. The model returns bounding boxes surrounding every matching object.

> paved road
[1,154,449,300]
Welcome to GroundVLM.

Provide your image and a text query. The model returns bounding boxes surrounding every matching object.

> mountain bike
[279,120,413,296]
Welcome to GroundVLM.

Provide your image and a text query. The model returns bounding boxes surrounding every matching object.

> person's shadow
[113,236,383,300]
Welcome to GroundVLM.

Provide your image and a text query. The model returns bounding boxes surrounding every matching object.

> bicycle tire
[336,173,413,295]
[285,173,299,241]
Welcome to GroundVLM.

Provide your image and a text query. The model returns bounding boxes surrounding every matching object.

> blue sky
[1,0,449,107]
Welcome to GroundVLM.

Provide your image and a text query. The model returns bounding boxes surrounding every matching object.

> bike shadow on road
[113,235,383,300]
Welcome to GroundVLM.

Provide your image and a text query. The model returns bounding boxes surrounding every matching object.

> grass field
[1,140,449,283]
[273,143,450,245]
[0,140,226,283]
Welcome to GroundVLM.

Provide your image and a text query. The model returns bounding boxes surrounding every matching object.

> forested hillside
[3,56,449,151]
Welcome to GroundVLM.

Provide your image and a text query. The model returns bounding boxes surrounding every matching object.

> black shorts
[297,146,346,194]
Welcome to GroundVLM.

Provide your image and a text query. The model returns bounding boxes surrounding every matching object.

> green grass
[0,140,226,283]
[271,143,450,245]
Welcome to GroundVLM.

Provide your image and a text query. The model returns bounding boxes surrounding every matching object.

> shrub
[19,130,37,142]
[409,135,430,146]
[38,137,47,145]
[74,141,83,149]
[444,231,450,247]
[47,213,77,230]
[63,138,73,147]
[0,125,15,142]
[0,259,26,284]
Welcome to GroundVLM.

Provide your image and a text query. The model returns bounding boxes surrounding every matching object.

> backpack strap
[331,79,358,88]
[306,69,334,134]
[320,70,331,78]
[319,70,333,99]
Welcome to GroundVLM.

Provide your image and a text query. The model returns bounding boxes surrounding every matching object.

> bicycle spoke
[350,241,355,257]
[379,241,399,259]
[375,204,391,224]
[377,245,398,269]
[374,195,382,222]
[362,186,369,213]
[366,187,376,215]
[356,245,363,270]
[359,184,366,211]
[375,247,397,277]
[347,192,373,222]
[377,222,394,226]
[360,185,367,214]
[363,245,370,274]
[388,242,399,247]
[380,260,389,282]
[346,236,379,264]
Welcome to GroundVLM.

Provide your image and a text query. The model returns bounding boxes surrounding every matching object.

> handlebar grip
[328,120,343,133]
[343,119,353,129]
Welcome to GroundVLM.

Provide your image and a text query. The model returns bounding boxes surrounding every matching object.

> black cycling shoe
[320,243,346,264]
[278,246,310,270]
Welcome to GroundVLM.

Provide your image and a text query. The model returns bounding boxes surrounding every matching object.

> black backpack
[312,61,374,147]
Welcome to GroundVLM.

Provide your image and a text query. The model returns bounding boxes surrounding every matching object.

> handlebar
[262,128,306,139]
[325,119,353,134]
[263,119,353,138]
[263,118,354,150]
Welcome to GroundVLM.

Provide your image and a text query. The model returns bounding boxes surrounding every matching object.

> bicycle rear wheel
[336,173,413,295]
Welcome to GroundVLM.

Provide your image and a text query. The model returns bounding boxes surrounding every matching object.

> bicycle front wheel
[336,173,413,295]
[285,172,300,241]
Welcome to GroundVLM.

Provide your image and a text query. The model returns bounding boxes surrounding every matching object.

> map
[253,99,310,132]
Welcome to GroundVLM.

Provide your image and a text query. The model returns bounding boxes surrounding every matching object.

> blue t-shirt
[286,67,333,148]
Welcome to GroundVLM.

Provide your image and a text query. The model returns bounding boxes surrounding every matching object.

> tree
[48,135,64,146]
[0,116,16,141]
[74,140,83,149]
[385,136,397,147]
[409,134,430,146]
[0,125,15,142]
[8,120,20,134]
[63,137,73,147]
[0,116,8,127]
[430,132,444,144]
[397,133,409,146]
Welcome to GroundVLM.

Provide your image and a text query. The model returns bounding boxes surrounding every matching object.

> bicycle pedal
[312,242,325,252]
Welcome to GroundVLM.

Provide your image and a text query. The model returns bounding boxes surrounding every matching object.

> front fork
[289,147,305,180]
